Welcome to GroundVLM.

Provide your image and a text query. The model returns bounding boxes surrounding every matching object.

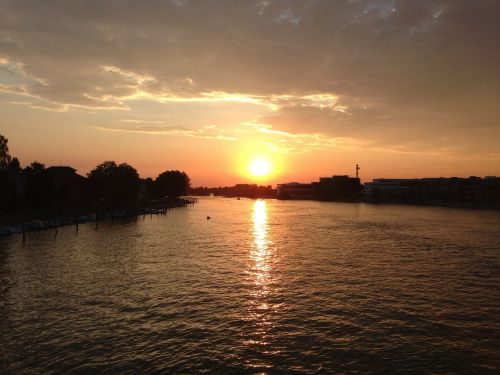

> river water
[1,197,499,373]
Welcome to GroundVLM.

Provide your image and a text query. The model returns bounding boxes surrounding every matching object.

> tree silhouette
[155,170,190,199]
[9,157,21,173]
[0,136,22,211]
[87,161,140,209]
[23,162,52,209]
[143,177,155,202]
[0,134,11,170]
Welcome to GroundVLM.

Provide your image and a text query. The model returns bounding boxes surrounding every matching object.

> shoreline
[2,197,498,237]
[197,195,500,210]
[0,198,197,236]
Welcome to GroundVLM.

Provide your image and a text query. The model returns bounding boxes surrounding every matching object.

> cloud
[275,9,301,26]
[121,119,164,125]
[95,124,237,141]
[240,121,365,154]
[0,0,499,157]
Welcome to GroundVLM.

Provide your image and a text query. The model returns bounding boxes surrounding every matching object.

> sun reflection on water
[252,200,270,285]
[243,199,279,359]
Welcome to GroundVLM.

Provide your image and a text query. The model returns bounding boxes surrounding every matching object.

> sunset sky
[1,0,499,186]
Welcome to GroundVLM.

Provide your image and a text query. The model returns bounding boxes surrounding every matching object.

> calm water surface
[1,198,499,373]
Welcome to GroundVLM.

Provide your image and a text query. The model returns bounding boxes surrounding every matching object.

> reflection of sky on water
[2,197,500,373]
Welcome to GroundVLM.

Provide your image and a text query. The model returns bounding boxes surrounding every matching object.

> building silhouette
[277,175,362,202]
[364,176,500,208]
[46,166,86,207]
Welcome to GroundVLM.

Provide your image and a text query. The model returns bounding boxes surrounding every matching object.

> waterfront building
[363,176,500,208]
[46,166,86,206]
[277,175,362,201]
[315,175,362,201]
[276,182,317,200]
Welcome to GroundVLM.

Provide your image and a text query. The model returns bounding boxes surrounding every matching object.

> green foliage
[87,161,140,208]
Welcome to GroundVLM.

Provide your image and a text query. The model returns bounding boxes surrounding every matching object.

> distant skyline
[1,0,500,185]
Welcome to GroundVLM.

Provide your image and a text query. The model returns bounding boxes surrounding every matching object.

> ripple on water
[1,198,500,373]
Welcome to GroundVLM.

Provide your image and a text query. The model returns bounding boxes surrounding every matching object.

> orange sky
[1,1,499,186]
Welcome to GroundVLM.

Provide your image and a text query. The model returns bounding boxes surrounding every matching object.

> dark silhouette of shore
[193,174,500,210]
[275,174,500,209]
[363,177,500,209]
[190,184,276,199]
[0,134,193,235]
[2,130,499,237]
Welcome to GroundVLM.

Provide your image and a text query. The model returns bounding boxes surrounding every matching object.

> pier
[0,197,199,237]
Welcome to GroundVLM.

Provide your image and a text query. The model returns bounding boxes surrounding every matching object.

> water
[1,198,499,373]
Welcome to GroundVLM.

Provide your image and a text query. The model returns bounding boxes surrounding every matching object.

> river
[1,197,499,373]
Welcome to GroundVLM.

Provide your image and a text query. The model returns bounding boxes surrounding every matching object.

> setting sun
[234,143,284,182]
[249,157,272,177]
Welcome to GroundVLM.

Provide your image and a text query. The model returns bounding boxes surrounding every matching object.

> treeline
[191,184,276,199]
[0,134,190,213]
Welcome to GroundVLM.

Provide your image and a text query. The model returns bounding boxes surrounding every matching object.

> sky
[1,0,499,186]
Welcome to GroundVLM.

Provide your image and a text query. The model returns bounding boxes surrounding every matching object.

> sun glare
[249,157,272,177]
[236,143,283,181]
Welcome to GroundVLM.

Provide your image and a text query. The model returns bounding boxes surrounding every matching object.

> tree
[0,134,11,170]
[23,162,52,209]
[9,157,21,173]
[143,177,156,202]
[155,170,190,199]
[87,161,140,208]
[0,136,21,211]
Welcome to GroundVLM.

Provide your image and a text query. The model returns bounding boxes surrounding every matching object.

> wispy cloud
[95,124,237,141]
[1,0,499,160]
[275,9,301,26]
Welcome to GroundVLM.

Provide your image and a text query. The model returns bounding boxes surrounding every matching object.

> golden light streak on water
[252,199,270,285]
[245,199,276,360]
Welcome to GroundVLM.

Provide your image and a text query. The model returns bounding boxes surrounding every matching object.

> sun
[236,144,283,181]
[248,157,272,177]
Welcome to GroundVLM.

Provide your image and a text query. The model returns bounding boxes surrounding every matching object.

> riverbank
[0,198,198,236]
[363,199,500,210]
[276,197,500,210]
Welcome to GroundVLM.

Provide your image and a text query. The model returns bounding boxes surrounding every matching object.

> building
[46,166,86,206]
[277,182,317,200]
[363,176,500,208]
[277,175,362,201]
[315,175,362,201]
